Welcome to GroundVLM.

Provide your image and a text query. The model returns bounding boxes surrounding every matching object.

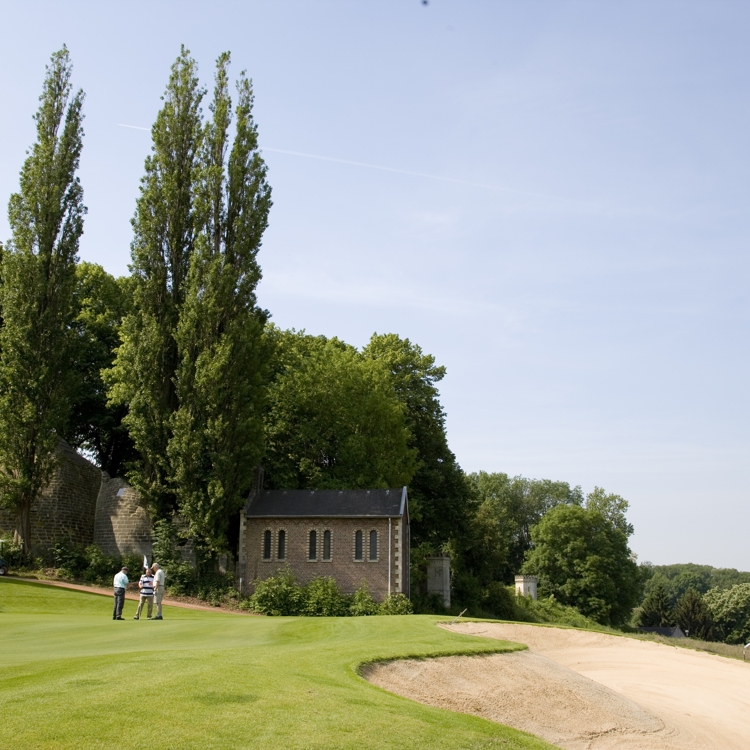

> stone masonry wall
[0,440,101,554]
[240,516,407,601]
[93,474,152,557]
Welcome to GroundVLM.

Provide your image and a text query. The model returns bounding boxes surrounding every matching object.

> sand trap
[365,622,750,749]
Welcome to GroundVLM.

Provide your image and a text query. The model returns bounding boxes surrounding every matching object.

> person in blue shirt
[134,568,155,620]
[113,566,129,620]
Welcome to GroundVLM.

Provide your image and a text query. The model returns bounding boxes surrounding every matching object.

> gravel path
[365,621,750,749]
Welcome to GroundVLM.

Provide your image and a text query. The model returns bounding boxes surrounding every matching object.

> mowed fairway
[0,579,555,750]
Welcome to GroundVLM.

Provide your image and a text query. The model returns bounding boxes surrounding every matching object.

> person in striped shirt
[134,568,155,620]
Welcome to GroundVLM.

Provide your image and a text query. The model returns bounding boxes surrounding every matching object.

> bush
[349,581,380,616]
[303,576,348,616]
[379,593,413,615]
[482,582,516,620]
[161,560,198,597]
[82,545,121,585]
[250,568,304,616]
[51,539,88,578]
[0,534,33,569]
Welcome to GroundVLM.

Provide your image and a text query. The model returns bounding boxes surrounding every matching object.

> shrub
[303,576,348,616]
[482,582,516,620]
[379,593,413,615]
[250,568,304,616]
[349,581,380,616]
[51,539,88,578]
[82,545,121,585]
[164,560,199,597]
[0,534,32,569]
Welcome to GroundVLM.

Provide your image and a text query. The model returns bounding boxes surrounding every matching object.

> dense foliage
[0,48,85,551]
[263,330,416,490]
[523,503,641,626]
[106,49,271,555]
[247,568,413,617]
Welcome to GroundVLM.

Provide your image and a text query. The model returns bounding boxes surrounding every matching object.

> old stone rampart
[93,474,152,557]
[0,440,153,558]
[0,440,101,553]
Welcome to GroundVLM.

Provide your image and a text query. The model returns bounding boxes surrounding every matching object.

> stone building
[239,487,410,601]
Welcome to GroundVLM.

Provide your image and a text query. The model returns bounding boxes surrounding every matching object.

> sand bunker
[365,622,750,749]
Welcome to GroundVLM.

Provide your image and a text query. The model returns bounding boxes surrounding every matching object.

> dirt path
[365,622,750,750]
[10,576,251,613]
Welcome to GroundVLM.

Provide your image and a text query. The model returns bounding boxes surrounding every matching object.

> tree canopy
[523,503,641,625]
[0,47,85,551]
[263,329,416,490]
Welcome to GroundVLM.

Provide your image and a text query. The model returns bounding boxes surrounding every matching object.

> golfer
[112,566,128,620]
[134,567,155,619]
[152,562,165,620]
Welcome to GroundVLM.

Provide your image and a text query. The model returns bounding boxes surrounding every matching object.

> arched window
[354,530,363,561]
[323,530,331,560]
[277,529,286,560]
[308,530,317,560]
[369,530,378,560]
[263,529,272,560]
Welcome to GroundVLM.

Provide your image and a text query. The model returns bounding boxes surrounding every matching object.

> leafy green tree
[106,47,205,518]
[0,48,85,551]
[674,588,713,640]
[585,486,633,536]
[639,578,675,627]
[65,262,136,476]
[523,504,641,625]
[362,333,475,549]
[466,472,582,585]
[263,330,416,490]
[703,583,750,644]
[168,54,272,552]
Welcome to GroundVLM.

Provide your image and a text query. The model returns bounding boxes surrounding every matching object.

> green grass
[0,578,557,750]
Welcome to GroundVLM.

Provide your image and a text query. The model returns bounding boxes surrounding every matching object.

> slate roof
[245,487,408,519]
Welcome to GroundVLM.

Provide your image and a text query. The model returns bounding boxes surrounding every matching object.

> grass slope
[0,579,557,749]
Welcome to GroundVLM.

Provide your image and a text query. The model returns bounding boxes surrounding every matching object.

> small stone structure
[426,555,451,608]
[93,473,152,557]
[239,487,410,601]
[515,574,538,600]
[0,440,101,553]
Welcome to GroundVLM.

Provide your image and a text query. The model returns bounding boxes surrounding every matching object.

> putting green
[0,578,556,749]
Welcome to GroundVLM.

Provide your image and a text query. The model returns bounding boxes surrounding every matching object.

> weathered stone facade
[93,473,152,557]
[240,516,407,600]
[0,440,101,553]
[238,488,411,601]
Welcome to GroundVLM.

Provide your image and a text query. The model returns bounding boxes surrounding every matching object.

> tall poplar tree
[107,47,204,518]
[169,53,272,552]
[0,47,85,551]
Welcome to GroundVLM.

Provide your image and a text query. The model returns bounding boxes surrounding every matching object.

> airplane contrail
[116,123,584,205]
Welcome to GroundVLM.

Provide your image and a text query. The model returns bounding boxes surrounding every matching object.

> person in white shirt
[152,562,165,620]
[113,566,129,620]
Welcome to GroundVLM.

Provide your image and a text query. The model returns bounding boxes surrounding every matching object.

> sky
[1,1,748,569]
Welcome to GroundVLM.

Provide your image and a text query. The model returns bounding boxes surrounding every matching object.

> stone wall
[93,474,153,557]
[240,515,407,601]
[0,440,101,554]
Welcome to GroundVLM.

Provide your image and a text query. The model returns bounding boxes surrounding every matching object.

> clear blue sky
[1,1,748,569]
